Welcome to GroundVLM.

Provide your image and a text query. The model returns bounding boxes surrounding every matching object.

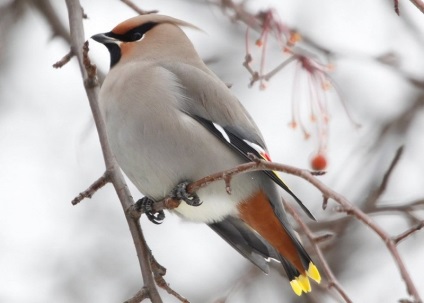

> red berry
[311,154,327,170]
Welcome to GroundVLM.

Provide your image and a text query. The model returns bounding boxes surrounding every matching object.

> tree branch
[394,221,424,245]
[409,0,424,14]
[53,48,74,68]
[364,146,404,209]
[133,155,422,303]
[63,0,163,302]
[32,0,71,43]
[71,171,109,205]
[284,202,352,303]
[124,288,149,303]
[120,0,158,15]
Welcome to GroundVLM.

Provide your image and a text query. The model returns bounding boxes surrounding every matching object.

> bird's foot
[170,181,202,206]
[135,196,165,224]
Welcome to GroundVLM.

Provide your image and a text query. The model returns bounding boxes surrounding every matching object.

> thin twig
[362,147,423,224]
[263,55,297,81]
[285,202,353,303]
[120,0,158,15]
[312,233,334,243]
[365,146,404,208]
[218,0,262,31]
[378,146,404,195]
[53,48,74,68]
[32,0,71,43]
[369,199,424,214]
[394,221,424,245]
[366,199,424,225]
[242,54,297,86]
[81,5,88,19]
[34,0,107,80]
[124,288,149,303]
[394,0,400,15]
[71,171,109,205]
[150,254,190,303]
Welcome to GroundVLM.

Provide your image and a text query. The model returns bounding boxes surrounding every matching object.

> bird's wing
[209,216,306,278]
[208,216,278,273]
[161,61,315,220]
[193,116,315,220]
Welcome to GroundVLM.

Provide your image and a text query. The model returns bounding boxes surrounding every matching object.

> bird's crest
[112,14,202,36]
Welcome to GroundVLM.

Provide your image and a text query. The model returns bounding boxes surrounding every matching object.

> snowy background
[1,0,424,302]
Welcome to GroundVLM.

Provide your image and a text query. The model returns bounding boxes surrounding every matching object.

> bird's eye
[131,32,143,41]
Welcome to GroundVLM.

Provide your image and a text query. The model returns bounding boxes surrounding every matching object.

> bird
[92,14,321,296]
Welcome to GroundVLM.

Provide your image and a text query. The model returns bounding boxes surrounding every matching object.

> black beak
[91,33,117,45]
[91,32,122,68]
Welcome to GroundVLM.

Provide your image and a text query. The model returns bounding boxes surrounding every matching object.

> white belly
[171,174,256,223]
[173,192,239,223]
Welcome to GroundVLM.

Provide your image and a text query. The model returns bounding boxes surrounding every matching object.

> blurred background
[1,0,424,302]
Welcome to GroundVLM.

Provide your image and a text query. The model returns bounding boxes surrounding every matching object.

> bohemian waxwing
[92,14,321,295]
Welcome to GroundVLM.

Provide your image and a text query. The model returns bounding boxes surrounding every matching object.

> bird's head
[92,14,201,68]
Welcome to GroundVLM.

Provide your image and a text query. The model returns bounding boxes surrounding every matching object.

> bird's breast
[98,66,259,223]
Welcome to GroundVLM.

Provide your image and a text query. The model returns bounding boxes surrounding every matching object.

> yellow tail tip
[307,262,321,283]
[297,274,311,293]
[290,279,303,296]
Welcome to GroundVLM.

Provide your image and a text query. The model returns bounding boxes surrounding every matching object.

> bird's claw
[135,196,165,224]
[170,181,202,207]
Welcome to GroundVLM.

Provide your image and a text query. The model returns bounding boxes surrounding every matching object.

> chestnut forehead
[112,19,150,35]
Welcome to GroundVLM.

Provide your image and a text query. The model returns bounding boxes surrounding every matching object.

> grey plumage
[93,14,321,295]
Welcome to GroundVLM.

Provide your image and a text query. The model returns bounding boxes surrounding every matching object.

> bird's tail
[238,190,321,295]
[279,249,321,295]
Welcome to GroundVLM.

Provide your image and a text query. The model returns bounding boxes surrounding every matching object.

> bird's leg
[135,196,165,224]
[170,181,202,206]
